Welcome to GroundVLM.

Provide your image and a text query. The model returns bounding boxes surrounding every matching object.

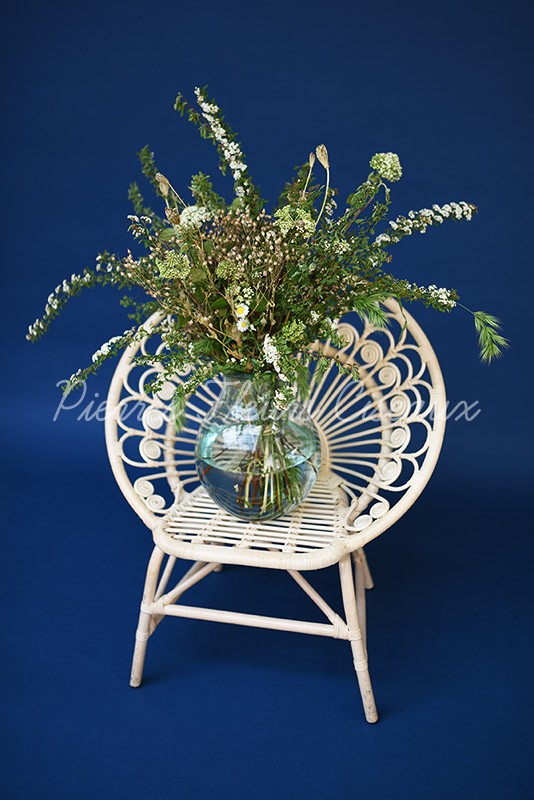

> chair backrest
[105,299,446,544]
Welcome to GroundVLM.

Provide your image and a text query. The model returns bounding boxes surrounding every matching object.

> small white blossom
[195,88,248,181]
[179,205,211,229]
[235,286,254,303]
[263,334,287,381]
[426,284,457,309]
[378,201,475,246]
[375,233,391,245]
[370,152,403,182]
[235,303,249,318]
[91,335,123,363]
[273,385,296,410]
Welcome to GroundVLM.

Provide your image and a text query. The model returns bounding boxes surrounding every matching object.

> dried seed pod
[309,152,316,167]
[165,207,181,224]
[315,144,329,169]
[155,172,170,197]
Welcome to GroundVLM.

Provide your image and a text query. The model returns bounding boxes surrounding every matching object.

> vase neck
[221,372,275,396]
[218,373,281,423]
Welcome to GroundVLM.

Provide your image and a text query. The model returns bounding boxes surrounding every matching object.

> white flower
[180,205,211,229]
[194,88,248,181]
[263,335,289,381]
[274,205,316,237]
[263,334,279,365]
[369,152,403,182]
[235,303,249,318]
[236,286,254,302]
[273,385,296,410]
[426,284,457,309]
[332,240,350,256]
[375,233,391,246]
[274,390,289,409]
[236,317,249,332]
[91,334,124,363]
[68,369,83,386]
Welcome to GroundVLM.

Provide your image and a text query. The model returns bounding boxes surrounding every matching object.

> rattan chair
[105,299,446,723]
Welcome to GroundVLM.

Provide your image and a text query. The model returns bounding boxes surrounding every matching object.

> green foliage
[174,87,263,214]
[189,172,227,211]
[137,145,161,191]
[27,87,506,397]
[274,205,315,237]
[352,295,390,328]
[156,252,190,280]
[277,163,323,212]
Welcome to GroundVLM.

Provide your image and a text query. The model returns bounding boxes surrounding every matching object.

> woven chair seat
[153,470,352,571]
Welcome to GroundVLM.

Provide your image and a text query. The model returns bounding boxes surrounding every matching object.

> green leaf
[212,296,230,311]
[158,227,179,241]
[189,267,207,283]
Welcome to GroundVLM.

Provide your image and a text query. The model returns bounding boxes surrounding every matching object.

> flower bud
[155,173,170,197]
[315,144,329,169]
[165,207,181,224]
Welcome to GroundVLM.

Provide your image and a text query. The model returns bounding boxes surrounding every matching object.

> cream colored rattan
[105,299,446,723]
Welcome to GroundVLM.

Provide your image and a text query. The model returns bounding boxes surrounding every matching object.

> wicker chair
[105,299,446,723]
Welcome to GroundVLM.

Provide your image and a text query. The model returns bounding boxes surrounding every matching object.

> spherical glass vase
[194,374,321,521]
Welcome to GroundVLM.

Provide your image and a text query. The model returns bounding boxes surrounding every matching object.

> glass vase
[194,374,321,521]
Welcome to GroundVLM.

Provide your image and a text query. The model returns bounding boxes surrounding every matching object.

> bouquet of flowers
[27,88,507,518]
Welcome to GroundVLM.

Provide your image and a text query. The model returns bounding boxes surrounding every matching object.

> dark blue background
[2,1,533,798]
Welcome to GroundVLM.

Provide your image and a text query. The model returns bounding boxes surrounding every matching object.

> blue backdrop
[2,1,533,798]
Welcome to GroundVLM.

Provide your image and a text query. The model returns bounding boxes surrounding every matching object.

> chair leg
[352,551,368,651]
[130,546,165,688]
[339,555,378,723]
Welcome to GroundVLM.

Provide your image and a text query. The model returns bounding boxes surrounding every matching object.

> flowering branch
[27,87,506,398]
